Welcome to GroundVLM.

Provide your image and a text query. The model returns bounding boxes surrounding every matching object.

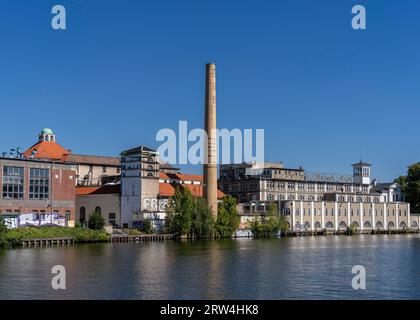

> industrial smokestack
[203,63,218,217]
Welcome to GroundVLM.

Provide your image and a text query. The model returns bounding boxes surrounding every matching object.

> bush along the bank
[249,202,289,238]
[88,211,105,230]
[0,225,110,248]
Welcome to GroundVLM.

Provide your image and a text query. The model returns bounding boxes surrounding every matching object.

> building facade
[75,184,120,227]
[219,161,403,203]
[222,161,411,232]
[0,157,76,228]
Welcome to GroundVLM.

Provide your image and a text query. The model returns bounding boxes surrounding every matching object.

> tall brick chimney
[203,63,218,217]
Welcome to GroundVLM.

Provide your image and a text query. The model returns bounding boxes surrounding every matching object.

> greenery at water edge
[0,216,109,248]
[249,202,289,237]
[164,187,240,239]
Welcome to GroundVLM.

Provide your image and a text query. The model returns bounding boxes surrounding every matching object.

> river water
[1,235,420,299]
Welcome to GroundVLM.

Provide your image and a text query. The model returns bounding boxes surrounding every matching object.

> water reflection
[0,235,419,299]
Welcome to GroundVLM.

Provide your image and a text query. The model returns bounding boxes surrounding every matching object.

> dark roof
[351,161,371,166]
[121,145,156,155]
[67,154,120,166]
[76,184,121,195]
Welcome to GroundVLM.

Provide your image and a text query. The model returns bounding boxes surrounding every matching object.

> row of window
[2,166,49,200]
[292,208,407,217]
[265,182,368,193]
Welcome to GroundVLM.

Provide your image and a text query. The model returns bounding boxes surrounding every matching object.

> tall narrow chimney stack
[204,63,218,217]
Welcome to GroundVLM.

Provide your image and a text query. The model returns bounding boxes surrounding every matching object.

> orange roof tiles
[159,172,203,182]
[159,183,176,197]
[76,184,120,195]
[23,141,71,161]
[158,183,225,199]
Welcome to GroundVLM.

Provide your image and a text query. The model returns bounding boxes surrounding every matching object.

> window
[29,168,49,200]
[80,207,86,223]
[95,207,102,214]
[102,166,107,173]
[2,166,24,199]
[109,213,116,226]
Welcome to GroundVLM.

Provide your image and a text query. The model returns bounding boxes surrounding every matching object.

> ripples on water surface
[0,235,420,299]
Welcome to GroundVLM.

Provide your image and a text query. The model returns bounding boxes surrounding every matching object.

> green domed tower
[39,128,56,142]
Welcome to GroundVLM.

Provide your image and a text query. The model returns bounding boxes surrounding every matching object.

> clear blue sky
[1,0,419,181]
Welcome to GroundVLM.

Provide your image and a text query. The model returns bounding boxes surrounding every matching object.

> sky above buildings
[1,0,419,181]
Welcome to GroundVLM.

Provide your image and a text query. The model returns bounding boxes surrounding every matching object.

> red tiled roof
[76,184,120,195]
[158,183,225,199]
[23,141,71,161]
[159,183,176,197]
[159,172,203,182]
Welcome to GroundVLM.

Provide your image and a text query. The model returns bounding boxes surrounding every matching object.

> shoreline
[2,229,419,250]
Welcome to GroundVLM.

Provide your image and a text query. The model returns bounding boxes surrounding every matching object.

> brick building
[0,156,76,228]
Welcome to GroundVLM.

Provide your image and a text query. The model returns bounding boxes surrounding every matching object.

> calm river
[1,235,420,299]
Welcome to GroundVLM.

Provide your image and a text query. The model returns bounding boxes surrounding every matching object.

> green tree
[215,196,240,238]
[88,211,105,230]
[395,162,420,213]
[192,197,214,239]
[165,186,215,239]
[165,186,195,236]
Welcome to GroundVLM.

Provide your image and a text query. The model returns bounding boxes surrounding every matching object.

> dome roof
[41,128,54,135]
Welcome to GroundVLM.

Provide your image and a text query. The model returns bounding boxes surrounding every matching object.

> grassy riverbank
[0,226,110,247]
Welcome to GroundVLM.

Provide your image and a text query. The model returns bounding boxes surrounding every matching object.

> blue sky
[1,0,419,181]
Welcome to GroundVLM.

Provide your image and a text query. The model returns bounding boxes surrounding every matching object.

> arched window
[147,165,154,170]
[364,221,372,228]
[325,221,334,228]
[388,221,395,229]
[375,221,383,229]
[314,221,321,229]
[411,221,418,228]
[308,196,314,201]
[399,221,407,229]
[95,207,102,214]
[79,207,86,223]
[339,221,347,229]
[304,221,310,229]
